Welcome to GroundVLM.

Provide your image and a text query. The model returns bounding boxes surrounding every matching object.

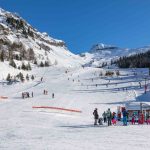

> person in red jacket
[131,114,136,125]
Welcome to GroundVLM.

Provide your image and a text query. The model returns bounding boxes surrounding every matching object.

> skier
[45,90,48,95]
[107,108,112,126]
[31,91,33,98]
[27,92,30,98]
[52,93,54,98]
[44,90,46,95]
[22,92,24,99]
[122,108,128,126]
[146,114,150,125]
[117,111,121,121]
[102,111,107,123]
[93,108,99,125]
[112,112,117,125]
[139,82,141,88]
[131,113,136,125]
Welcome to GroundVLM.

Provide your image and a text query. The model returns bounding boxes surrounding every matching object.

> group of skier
[93,108,135,126]
[43,90,55,98]
[22,92,33,99]
[93,108,117,126]
[22,90,55,99]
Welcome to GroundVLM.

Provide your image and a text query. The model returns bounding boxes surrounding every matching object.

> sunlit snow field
[0,66,150,150]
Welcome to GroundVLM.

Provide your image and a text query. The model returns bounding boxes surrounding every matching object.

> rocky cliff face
[0,8,83,69]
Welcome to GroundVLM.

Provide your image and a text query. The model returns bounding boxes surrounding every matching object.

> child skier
[112,113,117,125]
[131,114,136,125]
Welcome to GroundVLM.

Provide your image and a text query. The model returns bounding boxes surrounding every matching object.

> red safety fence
[32,106,82,113]
[0,96,8,99]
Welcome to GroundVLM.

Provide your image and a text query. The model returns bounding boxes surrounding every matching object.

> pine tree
[31,75,34,80]
[0,50,4,62]
[15,54,20,60]
[26,74,29,81]
[9,59,16,68]
[21,62,26,70]
[34,59,37,65]
[45,61,50,67]
[40,61,44,67]
[27,62,31,70]
[6,73,11,82]
[19,72,24,82]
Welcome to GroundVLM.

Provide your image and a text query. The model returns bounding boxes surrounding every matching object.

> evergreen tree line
[8,60,31,70]
[6,72,35,83]
[39,61,49,67]
[0,47,34,70]
[34,59,57,67]
[112,50,150,68]
[0,46,35,61]
[0,50,51,69]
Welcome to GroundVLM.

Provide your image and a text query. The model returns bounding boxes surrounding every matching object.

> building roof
[125,102,150,111]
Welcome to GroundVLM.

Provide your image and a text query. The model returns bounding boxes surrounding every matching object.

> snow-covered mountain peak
[82,42,150,68]
[90,43,118,53]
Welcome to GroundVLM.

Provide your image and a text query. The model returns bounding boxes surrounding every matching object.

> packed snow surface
[0,66,150,150]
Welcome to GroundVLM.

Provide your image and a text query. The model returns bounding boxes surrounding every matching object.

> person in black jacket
[93,108,99,125]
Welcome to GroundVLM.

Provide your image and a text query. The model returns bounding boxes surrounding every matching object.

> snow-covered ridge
[82,43,150,67]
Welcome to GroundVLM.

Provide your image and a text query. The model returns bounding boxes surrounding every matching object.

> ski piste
[0,66,150,150]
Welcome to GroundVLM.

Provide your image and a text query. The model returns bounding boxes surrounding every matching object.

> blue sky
[1,0,150,54]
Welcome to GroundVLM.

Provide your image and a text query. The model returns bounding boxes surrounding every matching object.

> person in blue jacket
[122,108,128,126]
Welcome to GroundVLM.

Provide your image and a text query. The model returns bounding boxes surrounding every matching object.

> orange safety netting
[32,106,82,113]
[0,96,8,99]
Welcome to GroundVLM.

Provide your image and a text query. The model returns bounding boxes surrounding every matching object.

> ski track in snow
[0,67,150,150]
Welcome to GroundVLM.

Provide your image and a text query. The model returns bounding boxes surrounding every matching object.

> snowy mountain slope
[82,43,150,67]
[0,66,150,150]
[0,8,84,69]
